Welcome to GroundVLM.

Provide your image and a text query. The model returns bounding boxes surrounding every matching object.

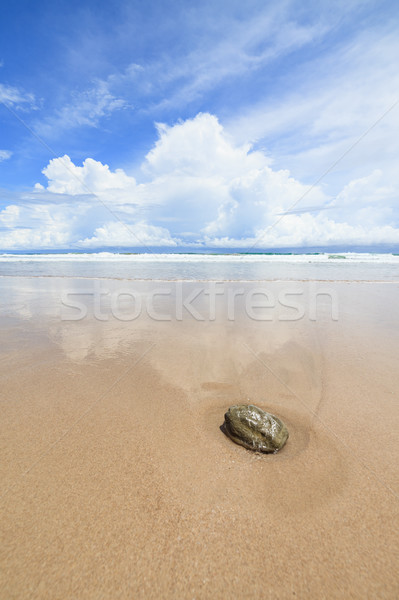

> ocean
[1,252,399,281]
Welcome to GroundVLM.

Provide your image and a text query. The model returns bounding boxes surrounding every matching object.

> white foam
[0,252,399,263]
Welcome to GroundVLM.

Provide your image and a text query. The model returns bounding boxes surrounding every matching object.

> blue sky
[0,0,398,250]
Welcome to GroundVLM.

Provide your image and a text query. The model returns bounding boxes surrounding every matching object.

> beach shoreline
[1,277,398,598]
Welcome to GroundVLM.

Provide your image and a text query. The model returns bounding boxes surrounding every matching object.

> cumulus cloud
[145,114,267,178]
[0,204,20,226]
[80,221,177,248]
[42,155,136,195]
[0,202,72,249]
[1,112,398,250]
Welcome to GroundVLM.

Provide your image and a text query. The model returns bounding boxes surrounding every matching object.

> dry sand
[1,278,398,599]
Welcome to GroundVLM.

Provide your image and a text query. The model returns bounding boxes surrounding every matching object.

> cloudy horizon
[1,0,398,252]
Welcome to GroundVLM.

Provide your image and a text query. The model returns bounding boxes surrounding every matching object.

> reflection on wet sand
[1,277,398,598]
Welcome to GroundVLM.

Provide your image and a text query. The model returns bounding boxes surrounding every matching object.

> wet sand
[1,278,398,598]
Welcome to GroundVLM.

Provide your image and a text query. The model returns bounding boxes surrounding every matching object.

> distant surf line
[0,275,398,284]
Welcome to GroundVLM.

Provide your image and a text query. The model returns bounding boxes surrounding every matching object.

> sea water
[0,252,399,281]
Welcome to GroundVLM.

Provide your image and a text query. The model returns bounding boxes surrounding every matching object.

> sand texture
[1,279,398,599]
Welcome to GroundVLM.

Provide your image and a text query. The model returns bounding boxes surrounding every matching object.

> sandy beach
[1,277,398,599]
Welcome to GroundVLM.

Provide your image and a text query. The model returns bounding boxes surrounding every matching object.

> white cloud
[1,112,398,250]
[145,114,267,178]
[141,113,328,240]
[0,83,35,108]
[42,155,136,195]
[80,221,177,248]
[149,9,328,112]
[0,202,72,250]
[226,25,399,191]
[0,150,12,162]
[329,170,399,226]
[34,79,127,138]
[0,228,70,250]
[0,204,20,226]
[25,1,349,140]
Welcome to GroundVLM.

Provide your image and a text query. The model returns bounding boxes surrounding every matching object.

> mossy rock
[223,404,289,453]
